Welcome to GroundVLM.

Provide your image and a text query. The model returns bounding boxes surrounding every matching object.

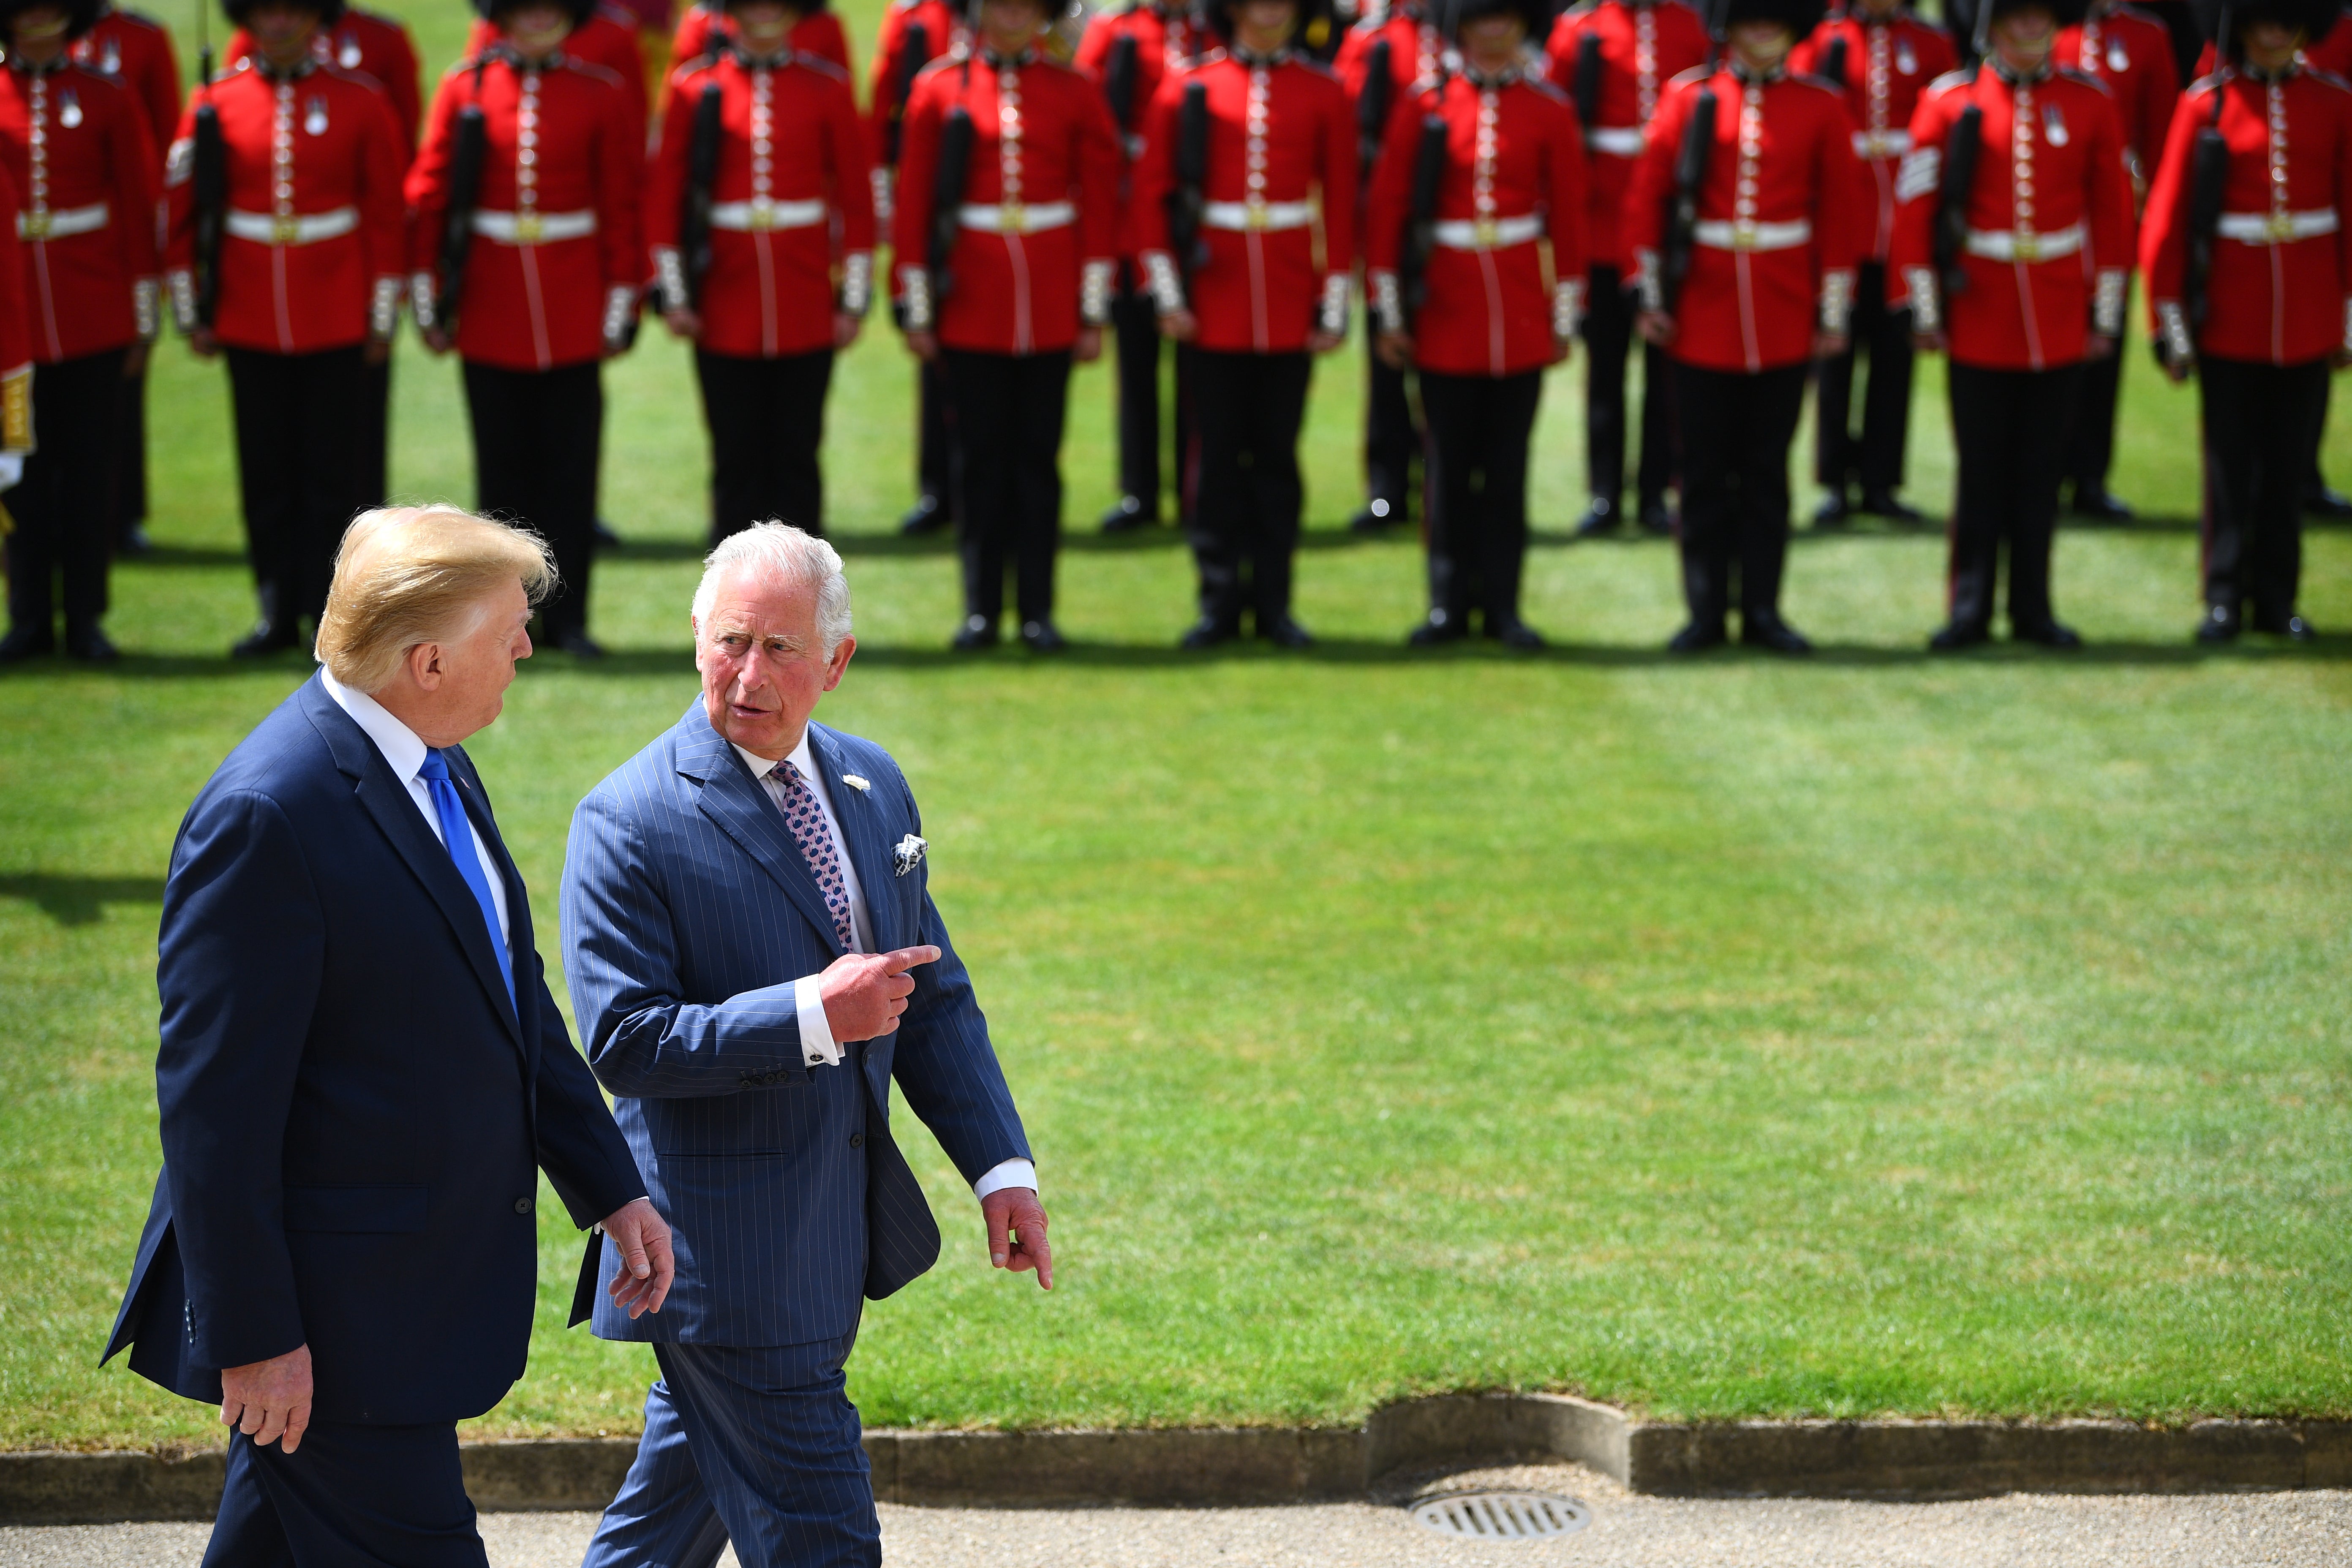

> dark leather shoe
[1350,498,1402,533]
[1637,498,1674,536]
[1020,618,1067,652]
[593,518,624,550]
[951,615,998,650]
[1667,621,1727,653]
[1263,615,1315,648]
[1407,611,1466,645]
[1812,490,1851,528]
[1927,621,1989,652]
[1098,494,1154,533]
[2071,488,2135,522]
[231,618,299,658]
[2254,611,2317,641]
[118,524,154,556]
[2195,604,2241,643]
[900,493,950,535]
[1860,488,1924,524]
[2302,482,2352,519]
[1179,617,1238,650]
[1574,498,1618,537]
[1741,612,1812,653]
[1489,617,1546,649]
[2016,619,2084,650]
[0,624,54,662]
[64,623,120,663]
[555,630,606,659]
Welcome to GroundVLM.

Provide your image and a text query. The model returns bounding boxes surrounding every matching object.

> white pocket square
[892,833,928,877]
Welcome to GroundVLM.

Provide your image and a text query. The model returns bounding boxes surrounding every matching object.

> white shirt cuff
[792,974,841,1067]
[972,1157,1037,1202]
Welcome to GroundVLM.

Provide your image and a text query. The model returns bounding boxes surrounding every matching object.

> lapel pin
[892,833,927,877]
[842,774,871,792]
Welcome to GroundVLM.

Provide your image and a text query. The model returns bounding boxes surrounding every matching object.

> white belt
[958,200,1075,234]
[16,201,109,240]
[1963,222,2084,261]
[1693,218,1812,252]
[1584,125,1646,157]
[471,208,598,244]
[708,197,828,232]
[1431,213,1542,250]
[1200,199,1315,232]
[2216,207,2339,243]
[225,206,358,245]
[1853,129,1913,159]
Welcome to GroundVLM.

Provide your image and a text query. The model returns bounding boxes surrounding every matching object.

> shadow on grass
[0,874,168,926]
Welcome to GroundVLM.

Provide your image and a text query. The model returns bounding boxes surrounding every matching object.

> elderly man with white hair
[562,522,1048,1568]
[104,506,673,1568]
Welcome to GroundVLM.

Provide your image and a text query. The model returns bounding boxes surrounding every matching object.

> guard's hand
[1375,329,1413,369]
[2167,347,2199,382]
[905,327,940,361]
[1636,309,1676,346]
[189,325,219,359]
[980,1186,1051,1289]
[220,1343,313,1454]
[1074,324,1103,363]
[2085,332,2118,362]
[122,340,151,378]
[1308,327,1344,354]
[833,310,863,349]
[1912,328,1948,354]
[1158,307,1198,341]
[1549,334,1574,366]
[1812,329,1849,359]
[364,334,392,368]
[600,1196,675,1318]
[422,324,455,355]
[664,307,702,340]
[819,945,941,1042]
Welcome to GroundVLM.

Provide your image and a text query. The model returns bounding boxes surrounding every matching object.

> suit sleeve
[525,947,648,1228]
[155,790,323,1372]
[357,84,406,332]
[1073,73,1123,291]
[868,4,912,168]
[596,76,645,296]
[110,89,161,286]
[1542,12,1581,90]
[1362,85,1423,331]
[2138,84,2197,340]
[134,24,185,168]
[1888,87,1950,316]
[644,66,694,308]
[1814,91,1866,322]
[1126,77,1178,274]
[0,157,30,436]
[1544,94,1588,294]
[2133,28,2180,185]
[892,73,943,321]
[1321,74,1360,282]
[2085,85,2134,333]
[828,72,877,310]
[1621,81,1683,281]
[560,789,814,1098]
[406,71,460,291]
[383,23,425,158]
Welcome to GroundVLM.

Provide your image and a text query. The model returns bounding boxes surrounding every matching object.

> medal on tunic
[2107,39,2128,71]
[58,90,81,128]
[1896,41,1916,74]
[305,96,329,136]
[2043,103,2069,146]
[340,37,363,69]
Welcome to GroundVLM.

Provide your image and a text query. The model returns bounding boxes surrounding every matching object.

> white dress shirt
[735,735,1036,1203]
[322,669,511,955]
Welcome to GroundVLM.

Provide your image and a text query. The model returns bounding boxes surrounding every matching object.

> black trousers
[114,359,147,539]
[202,1424,487,1568]
[1582,262,1677,515]
[1946,359,2084,634]
[1363,312,1419,512]
[1672,359,1808,629]
[2200,354,2329,624]
[695,346,835,543]
[357,351,392,511]
[226,344,364,627]
[917,357,950,503]
[1110,273,1167,512]
[1814,260,1914,495]
[2063,276,2130,500]
[1186,348,1310,630]
[7,347,124,636]
[942,348,1071,626]
[1419,368,1544,630]
[463,358,601,639]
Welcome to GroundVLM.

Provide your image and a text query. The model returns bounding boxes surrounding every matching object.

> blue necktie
[417,749,514,1010]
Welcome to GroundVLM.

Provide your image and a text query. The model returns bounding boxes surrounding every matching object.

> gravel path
[6,1464,2349,1568]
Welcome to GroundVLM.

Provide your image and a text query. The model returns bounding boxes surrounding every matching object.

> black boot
[900,493,950,535]
[1098,494,1154,533]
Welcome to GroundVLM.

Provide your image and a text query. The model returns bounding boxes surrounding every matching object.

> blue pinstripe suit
[562,700,1031,1567]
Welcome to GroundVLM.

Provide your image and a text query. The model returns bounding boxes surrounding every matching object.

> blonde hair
[316,506,556,693]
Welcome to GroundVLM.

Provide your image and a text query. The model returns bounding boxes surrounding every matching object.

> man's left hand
[980,1187,1051,1289]
[602,1197,675,1318]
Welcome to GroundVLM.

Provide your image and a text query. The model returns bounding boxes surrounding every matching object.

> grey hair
[691,522,853,657]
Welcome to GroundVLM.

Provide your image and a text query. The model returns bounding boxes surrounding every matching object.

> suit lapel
[807,724,899,955]
[674,703,849,960]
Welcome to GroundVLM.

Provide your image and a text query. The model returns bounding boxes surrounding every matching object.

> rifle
[1166,76,1210,294]
[2180,11,2232,346]
[1104,31,1139,137]
[1357,34,1393,203]
[433,59,492,330]
[680,79,724,307]
[1819,30,1848,87]
[1932,100,1981,301]
[887,19,932,167]
[1570,32,1602,124]
[189,10,224,328]
[927,64,976,299]
[1658,0,1723,316]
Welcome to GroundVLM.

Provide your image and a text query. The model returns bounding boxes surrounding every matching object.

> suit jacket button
[849,1132,864,1149]
[514,1197,534,1215]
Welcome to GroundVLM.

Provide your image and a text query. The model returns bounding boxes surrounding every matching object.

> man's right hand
[819,945,941,1042]
[220,1343,313,1454]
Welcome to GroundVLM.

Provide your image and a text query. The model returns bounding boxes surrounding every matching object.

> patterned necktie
[416,749,515,1009]
[769,761,858,953]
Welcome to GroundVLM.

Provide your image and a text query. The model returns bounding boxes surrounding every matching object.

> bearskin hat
[1722,0,1829,37]
[1945,0,2094,51]
[1208,0,1338,48]
[470,0,600,23]
[2193,0,2338,52]
[222,0,348,29]
[718,0,831,16]
[1440,0,1553,42]
[0,0,107,41]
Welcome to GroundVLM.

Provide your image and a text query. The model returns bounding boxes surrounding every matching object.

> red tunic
[892,49,1123,354]
[2141,65,2352,365]
[647,50,874,359]
[1366,67,1589,378]
[0,156,29,451]
[229,9,424,157]
[1075,0,1211,259]
[672,4,851,76]
[1335,3,1444,109]
[1892,65,2136,370]
[1624,66,1866,373]
[1128,49,1356,353]
[0,60,160,363]
[2306,9,2352,76]
[2054,3,2180,188]
[1789,7,1958,263]
[70,6,182,169]
[869,0,965,177]
[1544,0,1712,271]
[467,8,649,136]
[165,59,404,355]
[407,53,643,371]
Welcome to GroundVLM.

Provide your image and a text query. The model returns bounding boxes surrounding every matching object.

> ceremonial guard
[871,0,963,533]
[2053,0,2177,518]
[411,0,642,658]
[672,0,849,74]
[2142,0,2349,640]
[470,0,650,127]
[649,0,873,542]
[70,2,175,558]
[1367,0,1586,648]
[1893,0,2132,649]
[1130,0,1353,646]
[1545,0,1710,536]
[1627,0,1863,653]
[893,0,1121,651]
[0,0,152,663]
[1789,0,1955,525]
[1336,0,1440,530]
[1078,0,1206,533]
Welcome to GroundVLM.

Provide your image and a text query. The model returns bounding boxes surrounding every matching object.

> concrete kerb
[5,1395,2348,1524]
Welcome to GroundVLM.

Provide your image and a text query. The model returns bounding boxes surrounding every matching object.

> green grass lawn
[3,0,2351,1454]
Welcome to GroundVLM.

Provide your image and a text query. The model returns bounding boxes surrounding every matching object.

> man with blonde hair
[104,504,674,1568]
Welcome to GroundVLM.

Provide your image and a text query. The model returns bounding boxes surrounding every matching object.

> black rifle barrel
[887,19,931,167]
[191,97,226,329]
[1933,99,1982,301]
[1571,33,1603,125]
[928,100,975,296]
[1105,32,1139,132]
[1168,77,1210,288]
[1820,32,1848,88]
[1659,85,1716,315]
[681,79,724,307]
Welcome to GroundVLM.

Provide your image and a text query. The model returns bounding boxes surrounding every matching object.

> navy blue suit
[102,674,646,1566]
[562,701,1031,1568]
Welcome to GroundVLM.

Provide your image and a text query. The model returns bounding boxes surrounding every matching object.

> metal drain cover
[1409,1489,1592,1542]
